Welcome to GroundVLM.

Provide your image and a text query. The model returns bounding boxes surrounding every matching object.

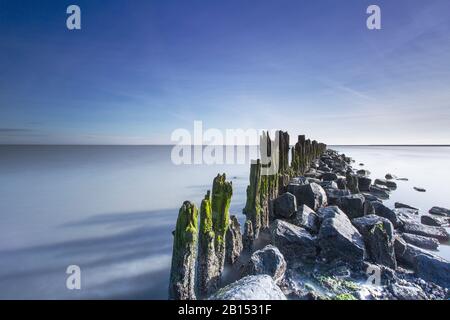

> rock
[325,189,351,205]
[336,194,365,219]
[359,163,364,166]
[396,240,450,289]
[385,173,397,180]
[336,177,347,190]
[270,220,317,262]
[322,172,338,181]
[402,221,449,241]
[413,187,426,192]
[357,176,372,192]
[371,201,400,228]
[317,206,366,263]
[169,201,198,300]
[345,172,359,194]
[429,206,450,217]
[402,233,439,250]
[395,202,418,210]
[243,245,287,283]
[290,182,327,211]
[388,283,427,300]
[209,275,287,300]
[319,180,338,190]
[375,179,397,190]
[415,254,450,289]
[421,215,446,227]
[226,215,243,265]
[290,204,320,234]
[356,169,371,177]
[396,177,408,181]
[369,185,390,200]
[352,215,396,269]
[273,192,297,219]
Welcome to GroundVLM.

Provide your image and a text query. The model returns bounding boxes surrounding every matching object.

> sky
[0,0,449,145]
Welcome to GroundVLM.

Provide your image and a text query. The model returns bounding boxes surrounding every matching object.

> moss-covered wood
[168,201,198,300]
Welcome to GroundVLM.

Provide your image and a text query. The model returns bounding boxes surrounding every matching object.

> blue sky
[0,0,449,144]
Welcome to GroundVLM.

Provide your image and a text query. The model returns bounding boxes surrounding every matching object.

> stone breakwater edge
[168,131,450,300]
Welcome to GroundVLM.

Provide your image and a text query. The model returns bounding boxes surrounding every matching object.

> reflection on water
[0,145,449,299]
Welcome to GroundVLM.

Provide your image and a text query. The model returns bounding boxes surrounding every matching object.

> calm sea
[0,145,449,299]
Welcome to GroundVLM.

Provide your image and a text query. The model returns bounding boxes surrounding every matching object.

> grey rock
[336,194,365,219]
[226,215,243,265]
[322,172,338,181]
[385,173,397,180]
[401,221,449,241]
[352,215,396,269]
[356,169,371,177]
[273,192,297,219]
[421,214,446,227]
[375,178,397,190]
[317,206,366,263]
[402,233,439,250]
[346,172,360,194]
[270,219,317,262]
[388,283,427,300]
[325,188,351,205]
[429,206,450,217]
[290,182,327,211]
[319,180,338,190]
[369,185,390,200]
[290,204,320,234]
[395,202,418,210]
[415,254,450,289]
[209,275,287,300]
[413,187,426,193]
[357,176,372,192]
[372,201,400,228]
[243,245,286,283]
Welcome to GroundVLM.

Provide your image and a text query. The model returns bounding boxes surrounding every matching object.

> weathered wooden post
[168,201,199,300]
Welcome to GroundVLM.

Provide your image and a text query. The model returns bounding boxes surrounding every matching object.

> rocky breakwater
[168,131,450,300]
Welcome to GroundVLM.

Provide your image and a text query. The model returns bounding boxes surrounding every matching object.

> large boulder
[402,233,439,250]
[243,245,286,283]
[270,220,317,262]
[429,206,450,217]
[415,254,450,289]
[395,240,450,289]
[317,206,366,263]
[401,221,449,241]
[324,189,351,206]
[289,182,327,211]
[290,204,320,234]
[352,215,396,269]
[371,202,400,228]
[209,275,287,300]
[336,194,365,219]
[273,192,297,219]
[369,185,390,200]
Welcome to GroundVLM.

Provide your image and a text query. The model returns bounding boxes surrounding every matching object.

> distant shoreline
[0,144,449,147]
